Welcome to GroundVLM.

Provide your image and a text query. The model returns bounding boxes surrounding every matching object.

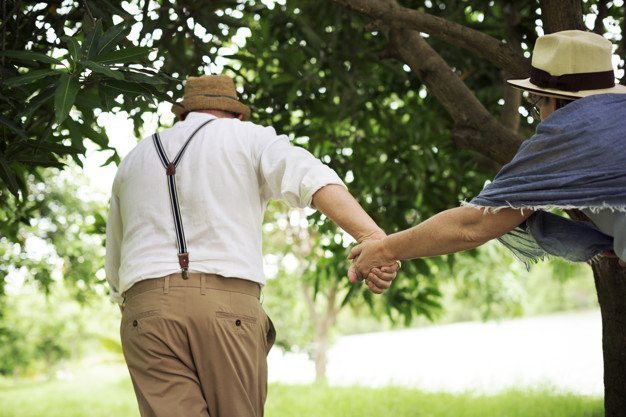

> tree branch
[389,29,522,164]
[330,0,530,78]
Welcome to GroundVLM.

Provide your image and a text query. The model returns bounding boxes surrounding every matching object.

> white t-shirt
[105,112,345,304]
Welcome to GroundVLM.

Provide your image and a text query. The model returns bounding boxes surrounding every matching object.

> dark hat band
[530,66,615,92]
[185,93,239,101]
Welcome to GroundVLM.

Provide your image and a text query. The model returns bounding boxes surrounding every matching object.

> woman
[351,30,626,287]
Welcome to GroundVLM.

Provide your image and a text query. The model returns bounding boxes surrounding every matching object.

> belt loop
[164,275,170,294]
[201,274,207,295]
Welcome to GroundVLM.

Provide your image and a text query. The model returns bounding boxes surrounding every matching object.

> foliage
[0,285,81,376]
[0,166,108,299]
[0,276,120,376]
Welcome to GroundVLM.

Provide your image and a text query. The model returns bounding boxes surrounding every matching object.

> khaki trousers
[120,273,276,417]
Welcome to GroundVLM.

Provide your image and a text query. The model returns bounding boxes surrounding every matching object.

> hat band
[530,66,615,92]
[185,93,239,101]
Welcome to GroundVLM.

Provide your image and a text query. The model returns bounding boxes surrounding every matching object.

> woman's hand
[347,238,398,293]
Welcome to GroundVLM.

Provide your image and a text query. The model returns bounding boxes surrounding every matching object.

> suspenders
[151,119,214,279]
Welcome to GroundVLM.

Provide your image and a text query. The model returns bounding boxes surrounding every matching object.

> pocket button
[133,320,138,327]
[235,319,241,326]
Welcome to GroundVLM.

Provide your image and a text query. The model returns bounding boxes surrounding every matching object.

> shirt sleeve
[258,132,346,208]
[105,192,124,305]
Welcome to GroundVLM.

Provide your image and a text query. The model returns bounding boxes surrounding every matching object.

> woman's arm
[348,206,533,281]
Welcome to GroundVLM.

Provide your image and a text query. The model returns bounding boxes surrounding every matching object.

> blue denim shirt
[468,93,626,266]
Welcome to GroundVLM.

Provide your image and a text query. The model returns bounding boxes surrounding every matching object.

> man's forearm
[312,184,384,242]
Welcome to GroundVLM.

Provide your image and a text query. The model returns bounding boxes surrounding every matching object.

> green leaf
[3,69,61,87]
[414,259,431,276]
[93,0,132,18]
[54,74,80,124]
[0,156,19,196]
[75,121,109,148]
[19,141,82,156]
[74,90,102,111]
[20,86,57,119]
[121,70,166,85]
[92,47,150,65]
[65,119,87,152]
[340,283,359,307]
[82,19,103,59]
[81,60,125,80]
[0,114,28,138]
[102,152,120,166]
[60,36,81,63]
[96,23,130,56]
[15,159,65,168]
[101,79,148,95]
[98,86,116,111]
[0,50,63,65]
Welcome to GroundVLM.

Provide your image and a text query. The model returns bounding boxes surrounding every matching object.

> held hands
[348,237,399,294]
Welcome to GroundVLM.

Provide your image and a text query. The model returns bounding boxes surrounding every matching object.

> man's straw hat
[507,30,626,99]
[171,75,251,120]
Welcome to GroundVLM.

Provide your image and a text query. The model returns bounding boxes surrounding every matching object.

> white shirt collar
[183,112,217,123]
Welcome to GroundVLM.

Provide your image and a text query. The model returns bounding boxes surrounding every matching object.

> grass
[0,365,603,417]
[266,385,603,417]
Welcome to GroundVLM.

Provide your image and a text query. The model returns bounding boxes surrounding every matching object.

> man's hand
[348,237,399,294]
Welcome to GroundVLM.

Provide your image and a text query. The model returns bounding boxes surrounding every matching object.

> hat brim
[507,78,626,99]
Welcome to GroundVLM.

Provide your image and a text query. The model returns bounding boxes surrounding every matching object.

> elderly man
[350,30,626,281]
[105,74,397,417]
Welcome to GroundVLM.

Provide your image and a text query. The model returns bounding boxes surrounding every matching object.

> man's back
[105,111,344,302]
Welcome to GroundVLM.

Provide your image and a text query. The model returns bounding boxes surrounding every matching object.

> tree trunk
[313,319,330,384]
[538,0,585,33]
[592,259,626,417]
[301,280,339,384]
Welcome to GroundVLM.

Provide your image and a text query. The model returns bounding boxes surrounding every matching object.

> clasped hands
[348,234,399,294]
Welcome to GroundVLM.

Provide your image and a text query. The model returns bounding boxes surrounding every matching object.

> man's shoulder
[223,119,286,148]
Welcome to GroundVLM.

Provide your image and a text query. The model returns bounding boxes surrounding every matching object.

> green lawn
[0,365,603,417]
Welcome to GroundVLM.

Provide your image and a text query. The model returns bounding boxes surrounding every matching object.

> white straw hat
[507,30,626,99]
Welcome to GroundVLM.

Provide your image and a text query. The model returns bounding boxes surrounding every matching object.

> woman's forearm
[383,206,531,261]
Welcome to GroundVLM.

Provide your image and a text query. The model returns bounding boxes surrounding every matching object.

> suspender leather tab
[178,253,190,269]
[179,253,190,280]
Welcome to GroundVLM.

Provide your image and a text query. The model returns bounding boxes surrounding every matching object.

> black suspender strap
[151,119,214,279]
